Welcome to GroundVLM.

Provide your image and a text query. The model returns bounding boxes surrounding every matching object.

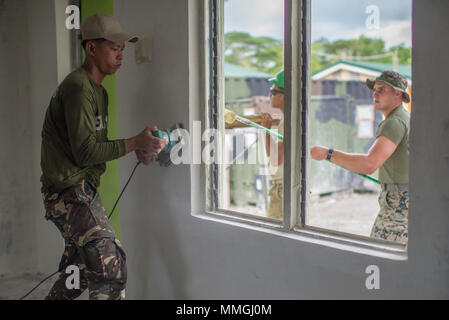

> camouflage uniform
[370,188,409,244]
[267,180,283,220]
[43,179,127,300]
[366,71,410,245]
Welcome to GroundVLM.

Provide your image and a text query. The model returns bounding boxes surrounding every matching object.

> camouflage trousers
[370,189,409,245]
[43,180,127,300]
[267,180,283,220]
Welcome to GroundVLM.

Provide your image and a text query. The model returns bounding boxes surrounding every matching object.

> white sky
[224,0,412,48]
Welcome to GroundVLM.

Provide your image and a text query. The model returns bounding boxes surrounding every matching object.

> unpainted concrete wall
[115,0,449,299]
[1,0,449,299]
[0,0,62,276]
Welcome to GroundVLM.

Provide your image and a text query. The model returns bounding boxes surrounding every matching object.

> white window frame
[188,0,408,260]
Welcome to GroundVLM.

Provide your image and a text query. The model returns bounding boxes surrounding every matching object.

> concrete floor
[0,273,89,300]
[0,273,56,300]
[308,192,379,237]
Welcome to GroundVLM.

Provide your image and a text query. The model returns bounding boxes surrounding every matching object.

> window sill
[192,210,408,261]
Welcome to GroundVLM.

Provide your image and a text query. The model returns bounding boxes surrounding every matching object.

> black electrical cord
[18,270,60,300]
[19,161,141,300]
[108,161,141,219]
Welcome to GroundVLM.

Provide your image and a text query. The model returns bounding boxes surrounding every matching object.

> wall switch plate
[135,36,152,64]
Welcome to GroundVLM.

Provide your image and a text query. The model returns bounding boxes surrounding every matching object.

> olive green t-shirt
[40,67,126,191]
[376,105,410,184]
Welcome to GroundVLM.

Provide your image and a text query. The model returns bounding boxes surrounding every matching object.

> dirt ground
[229,192,379,237]
[307,192,379,237]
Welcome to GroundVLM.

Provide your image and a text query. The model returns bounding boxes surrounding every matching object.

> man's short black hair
[82,38,106,50]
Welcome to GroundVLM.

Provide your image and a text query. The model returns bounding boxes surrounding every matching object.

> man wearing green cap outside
[310,71,410,244]
[261,70,285,220]
[41,14,165,299]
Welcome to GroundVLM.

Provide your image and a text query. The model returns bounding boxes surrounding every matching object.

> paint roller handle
[235,115,284,141]
[325,159,381,185]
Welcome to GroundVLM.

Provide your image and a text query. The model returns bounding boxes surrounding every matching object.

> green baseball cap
[366,70,410,103]
[268,70,284,89]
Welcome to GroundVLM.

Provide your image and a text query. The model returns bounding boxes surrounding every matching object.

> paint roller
[224,109,380,185]
[224,109,284,141]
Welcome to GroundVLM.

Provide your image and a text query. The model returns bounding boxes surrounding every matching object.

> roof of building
[312,60,412,83]
[225,63,271,78]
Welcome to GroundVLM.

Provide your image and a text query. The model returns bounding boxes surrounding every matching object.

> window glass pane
[307,0,412,244]
[218,0,285,221]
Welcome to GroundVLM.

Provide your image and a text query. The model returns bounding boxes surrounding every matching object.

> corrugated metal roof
[339,60,411,79]
[225,63,271,78]
[313,60,411,79]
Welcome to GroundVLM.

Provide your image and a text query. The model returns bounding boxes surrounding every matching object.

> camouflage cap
[366,70,410,103]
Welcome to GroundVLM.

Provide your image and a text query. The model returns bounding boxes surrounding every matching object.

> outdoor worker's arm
[310,136,397,175]
[262,113,284,166]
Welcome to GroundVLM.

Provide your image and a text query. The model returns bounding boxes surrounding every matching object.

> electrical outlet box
[135,36,152,64]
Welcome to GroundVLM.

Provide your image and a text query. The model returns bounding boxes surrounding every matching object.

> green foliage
[389,44,412,65]
[224,32,283,75]
[224,32,412,76]
[311,36,411,73]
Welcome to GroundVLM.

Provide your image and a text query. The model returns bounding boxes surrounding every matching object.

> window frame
[190,0,408,260]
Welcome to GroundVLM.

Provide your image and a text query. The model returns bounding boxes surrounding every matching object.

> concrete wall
[0,0,36,274]
[0,0,62,276]
[1,0,449,299]
[27,0,66,275]
[115,0,449,299]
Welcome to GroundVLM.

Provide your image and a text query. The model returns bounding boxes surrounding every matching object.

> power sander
[151,123,184,167]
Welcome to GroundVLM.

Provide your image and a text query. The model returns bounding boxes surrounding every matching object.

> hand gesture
[310,145,329,161]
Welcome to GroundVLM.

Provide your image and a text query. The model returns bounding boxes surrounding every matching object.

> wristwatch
[326,148,334,161]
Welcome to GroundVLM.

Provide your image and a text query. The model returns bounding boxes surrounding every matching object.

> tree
[224,32,412,76]
[310,36,412,74]
[224,32,283,75]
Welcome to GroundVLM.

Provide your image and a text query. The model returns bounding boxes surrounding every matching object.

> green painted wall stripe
[81,0,122,240]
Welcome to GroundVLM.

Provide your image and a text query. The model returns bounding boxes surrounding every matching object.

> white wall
[0,0,36,275]
[1,0,448,299]
[0,0,62,276]
[26,0,65,274]
[115,0,449,299]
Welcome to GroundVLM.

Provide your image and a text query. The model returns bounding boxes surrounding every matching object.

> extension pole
[224,109,283,141]
[234,115,284,141]
[224,109,380,185]
[326,160,380,185]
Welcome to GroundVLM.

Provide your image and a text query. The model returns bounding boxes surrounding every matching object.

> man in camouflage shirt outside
[41,14,165,299]
[310,71,410,244]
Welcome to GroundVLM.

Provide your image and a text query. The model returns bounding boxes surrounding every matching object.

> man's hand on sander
[125,126,167,165]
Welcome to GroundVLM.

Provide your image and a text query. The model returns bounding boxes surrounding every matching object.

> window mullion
[299,0,310,228]
[284,0,307,230]
[208,0,221,211]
